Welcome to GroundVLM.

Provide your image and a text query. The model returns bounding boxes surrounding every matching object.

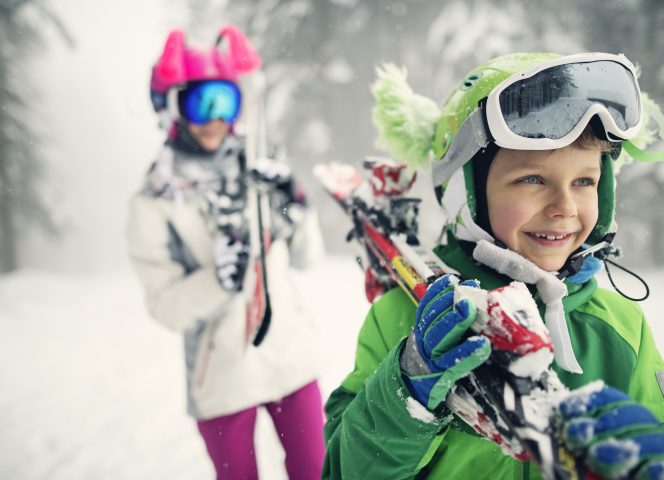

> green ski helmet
[372,53,663,259]
[429,52,636,248]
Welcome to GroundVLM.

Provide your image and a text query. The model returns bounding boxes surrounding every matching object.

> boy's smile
[486,146,602,272]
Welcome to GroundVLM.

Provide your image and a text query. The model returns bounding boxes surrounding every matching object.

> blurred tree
[0,0,73,272]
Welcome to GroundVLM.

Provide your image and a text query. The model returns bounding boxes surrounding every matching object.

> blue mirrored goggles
[178,80,242,125]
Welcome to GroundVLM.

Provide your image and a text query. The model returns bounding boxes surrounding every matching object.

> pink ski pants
[196,380,325,479]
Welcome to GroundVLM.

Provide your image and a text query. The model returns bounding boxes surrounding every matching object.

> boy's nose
[544,188,577,218]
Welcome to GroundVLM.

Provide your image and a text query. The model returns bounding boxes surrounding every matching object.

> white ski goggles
[433,53,642,186]
[485,52,642,149]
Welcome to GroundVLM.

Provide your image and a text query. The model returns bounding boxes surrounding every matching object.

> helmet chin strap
[558,231,650,302]
[556,233,616,280]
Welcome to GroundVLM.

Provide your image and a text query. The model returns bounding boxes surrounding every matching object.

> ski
[314,158,594,480]
[248,187,272,346]
[243,72,272,347]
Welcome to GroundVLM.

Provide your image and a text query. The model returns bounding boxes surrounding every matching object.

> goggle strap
[432,108,490,186]
[622,140,664,163]
[167,88,182,123]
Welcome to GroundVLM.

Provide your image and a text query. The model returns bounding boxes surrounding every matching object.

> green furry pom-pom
[615,91,664,171]
[371,64,440,170]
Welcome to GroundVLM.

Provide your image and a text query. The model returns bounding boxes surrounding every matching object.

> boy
[323,53,664,479]
[127,26,325,479]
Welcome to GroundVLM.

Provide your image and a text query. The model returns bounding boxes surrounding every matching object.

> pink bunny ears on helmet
[150,25,261,111]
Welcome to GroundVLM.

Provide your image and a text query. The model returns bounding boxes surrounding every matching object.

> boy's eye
[517,175,542,185]
[573,177,596,187]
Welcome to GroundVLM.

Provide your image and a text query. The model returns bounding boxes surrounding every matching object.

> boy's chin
[501,241,570,273]
[529,256,567,273]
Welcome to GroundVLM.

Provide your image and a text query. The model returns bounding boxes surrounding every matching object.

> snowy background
[1,0,664,479]
[0,257,367,479]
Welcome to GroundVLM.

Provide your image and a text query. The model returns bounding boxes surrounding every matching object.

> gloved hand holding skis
[400,274,491,411]
[250,156,293,188]
[200,189,251,292]
[214,231,250,292]
[403,271,582,474]
[403,273,664,480]
[558,383,664,480]
[251,156,307,239]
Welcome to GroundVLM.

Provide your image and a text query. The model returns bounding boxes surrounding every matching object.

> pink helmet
[149,25,261,118]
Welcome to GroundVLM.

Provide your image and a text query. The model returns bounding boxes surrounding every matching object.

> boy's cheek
[580,204,600,241]
[489,210,523,247]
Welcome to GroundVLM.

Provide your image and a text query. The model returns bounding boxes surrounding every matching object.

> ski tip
[313,163,363,199]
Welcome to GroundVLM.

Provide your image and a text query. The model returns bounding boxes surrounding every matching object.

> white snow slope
[0,257,662,480]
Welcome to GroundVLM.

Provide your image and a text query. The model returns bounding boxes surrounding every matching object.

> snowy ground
[0,256,662,480]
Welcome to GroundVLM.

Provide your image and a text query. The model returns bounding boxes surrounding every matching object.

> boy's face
[486,146,601,272]
[186,119,230,152]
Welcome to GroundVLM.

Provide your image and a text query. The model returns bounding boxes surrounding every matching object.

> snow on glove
[400,274,491,411]
[559,382,664,479]
[213,233,250,292]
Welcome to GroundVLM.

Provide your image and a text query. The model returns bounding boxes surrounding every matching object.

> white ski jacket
[127,139,324,419]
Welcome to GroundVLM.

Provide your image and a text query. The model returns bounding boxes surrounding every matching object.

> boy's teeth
[533,233,566,240]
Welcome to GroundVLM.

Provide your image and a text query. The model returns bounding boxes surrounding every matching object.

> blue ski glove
[559,384,664,479]
[400,274,491,411]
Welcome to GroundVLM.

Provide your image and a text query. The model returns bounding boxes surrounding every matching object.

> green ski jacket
[323,236,664,480]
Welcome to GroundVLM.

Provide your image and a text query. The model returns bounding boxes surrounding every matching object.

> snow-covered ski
[314,159,596,480]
